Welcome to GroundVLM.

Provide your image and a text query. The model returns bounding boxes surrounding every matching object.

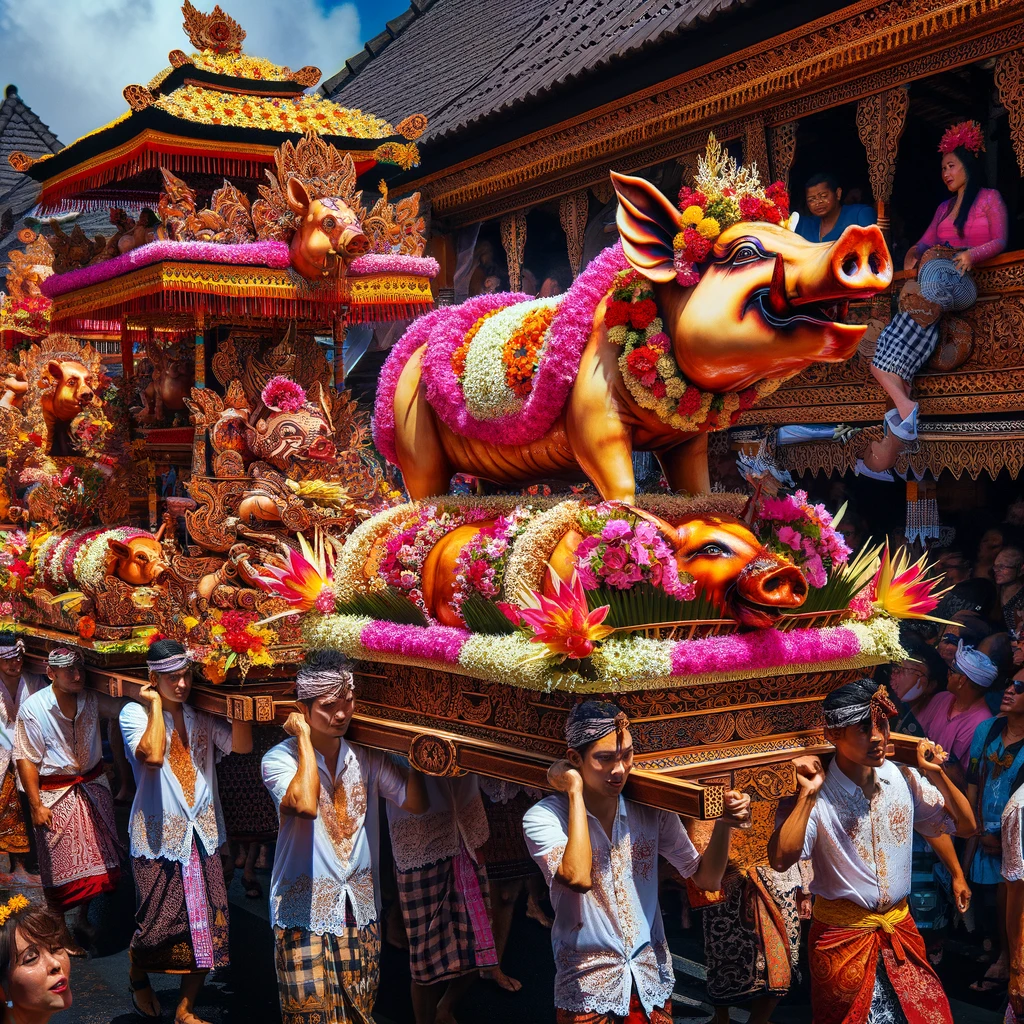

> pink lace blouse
[912,187,1008,265]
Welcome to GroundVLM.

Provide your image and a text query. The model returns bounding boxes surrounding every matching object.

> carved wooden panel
[500,210,527,291]
[558,190,590,278]
[769,122,799,186]
[856,87,909,217]
[743,117,770,178]
[996,49,1024,175]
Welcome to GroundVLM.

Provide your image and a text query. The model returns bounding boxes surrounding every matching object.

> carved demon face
[245,405,337,471]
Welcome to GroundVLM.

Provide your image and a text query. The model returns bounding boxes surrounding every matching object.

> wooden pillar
[768,122,799,186]
[120,322,132,381]
[194,315,206,389]
[500,211,527,292]
[856,87,909,241]
[995,50,1024,175]
[558,191,589,278]
[742,117,770,178]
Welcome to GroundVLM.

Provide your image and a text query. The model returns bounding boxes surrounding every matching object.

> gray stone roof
[323,0,751,145]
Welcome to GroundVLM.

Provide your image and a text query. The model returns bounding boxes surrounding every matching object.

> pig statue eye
[694,542,730,558]
[731,242,762,265]
[322,216,336,232]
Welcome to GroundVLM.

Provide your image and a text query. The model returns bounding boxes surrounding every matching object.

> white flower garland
[502,500,583,598]
[334,502,418,602]
[462,296,562,422]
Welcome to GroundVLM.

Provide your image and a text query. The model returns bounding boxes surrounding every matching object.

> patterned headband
[48,647,80,668]
[147,652,192,674]
[295,663,355,702]
[0,638,24,660]
[565,705,630,751]
[823,684,898,730]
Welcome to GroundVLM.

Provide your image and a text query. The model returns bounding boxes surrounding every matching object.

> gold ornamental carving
[500,210,528,292]
[856,87,909,229]
[409,734,462,777]
[558,191,590,278]
[768,122,799,185]
[995,50,1024,175]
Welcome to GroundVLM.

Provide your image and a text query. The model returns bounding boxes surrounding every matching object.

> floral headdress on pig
[672,134,791,286]
[938,120,985,157]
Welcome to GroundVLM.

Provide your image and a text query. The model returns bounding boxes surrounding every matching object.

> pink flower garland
[348,253,439,278]
[42,239,292,298]
[669,625,862,677]
[359,620,469,663]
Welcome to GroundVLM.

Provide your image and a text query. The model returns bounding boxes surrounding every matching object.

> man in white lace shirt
[261,652,427,1024]
[120,639,253,1024]
[523,700,751,1024]
[14,646,124,953]
[769,676,976,1024]
[388,773,497,1024]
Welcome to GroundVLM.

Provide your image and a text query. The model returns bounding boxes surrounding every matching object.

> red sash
[39,762,103,791]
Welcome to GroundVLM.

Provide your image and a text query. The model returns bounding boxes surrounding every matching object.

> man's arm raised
[690,789,751,892]
[547,759,592,893]
[769,756,824,872]
[279,712,319,819]
[915,739,977,838]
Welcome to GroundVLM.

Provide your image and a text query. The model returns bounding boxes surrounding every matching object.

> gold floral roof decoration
[153,84,398,140]
[182,0,245,53]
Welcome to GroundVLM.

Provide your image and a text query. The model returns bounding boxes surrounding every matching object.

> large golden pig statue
[376,165,891,500]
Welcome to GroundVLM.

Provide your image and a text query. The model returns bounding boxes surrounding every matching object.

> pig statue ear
[47,360,65,383]
[611,171,681,284]
[286,176,311,218]
[107,539,131,560]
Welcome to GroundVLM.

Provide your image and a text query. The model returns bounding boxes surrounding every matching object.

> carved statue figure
[378,167,892,500]
[39,359,94,456]
[157,169,256,245]
[0,367,29,412]
[136,340,194,424]
[417,507,807,630]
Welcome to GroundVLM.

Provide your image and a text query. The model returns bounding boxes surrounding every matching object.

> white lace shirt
[120,701,233,865]
[1002,780,1024,883]
[798,758,956,910]
[262,736,406,934]
[523,794,700,1017]
[14,687,121,806]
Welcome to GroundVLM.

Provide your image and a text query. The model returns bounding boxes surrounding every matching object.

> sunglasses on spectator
[1012,679,1024,695]
[939,633,960,645]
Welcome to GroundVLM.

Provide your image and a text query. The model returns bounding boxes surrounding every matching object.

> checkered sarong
[396,853,497,984]
[872,258,977,381]
[273,920,380,1024]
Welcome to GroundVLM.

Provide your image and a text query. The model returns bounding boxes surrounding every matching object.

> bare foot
[175,1004,212,1024]
[483,967,522,992]
[526,893,553,929]
[130,979,161,1019]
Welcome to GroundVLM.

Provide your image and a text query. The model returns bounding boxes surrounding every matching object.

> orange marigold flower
[77,615,96,640]
[450,309,502,380]
[502,306,557,397]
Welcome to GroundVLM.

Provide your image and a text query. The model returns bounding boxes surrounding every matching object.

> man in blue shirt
[796,172,876,243]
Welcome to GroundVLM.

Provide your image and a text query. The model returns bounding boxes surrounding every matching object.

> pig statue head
[287,177,369,280]
[245,403,337,473]
[658,511,807,628]
[105,527,168,587]
[40,359,95,457]
[610,171,892,392]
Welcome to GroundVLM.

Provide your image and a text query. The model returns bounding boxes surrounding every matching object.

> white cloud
[0,0,362,145]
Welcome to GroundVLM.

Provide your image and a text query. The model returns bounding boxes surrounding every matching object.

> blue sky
[0,0,418,146]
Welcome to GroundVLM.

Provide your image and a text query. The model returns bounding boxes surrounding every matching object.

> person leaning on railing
[862,120,1008,470]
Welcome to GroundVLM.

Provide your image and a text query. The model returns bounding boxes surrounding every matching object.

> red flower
[677,187,708,211]
[8,560,30,580]
[626,346,660,387]
[629,299,658,330]
[762,203,783,225]
[651,380,667,398]
[28,432,42,448]
[604,300,631,327]
[738,387,758,410]
[677,388,701,416]
[683,228,711,262]
[739,195,763,219]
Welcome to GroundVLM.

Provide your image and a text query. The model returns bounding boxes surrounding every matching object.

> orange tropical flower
[872,543,952,622]
[503,567,613,661]
[253,530,336,620]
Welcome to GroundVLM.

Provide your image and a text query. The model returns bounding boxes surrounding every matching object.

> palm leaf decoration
[335,586,427,626]
[460,594,517,635]
[583,582,724,628]
[790,540,883,615]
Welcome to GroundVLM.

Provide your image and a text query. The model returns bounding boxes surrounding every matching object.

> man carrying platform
[261,651,427,1024]
[14,646,124,952]
[523,700,751,1024]
[120,638,253,1024]
[769,676,977,1024]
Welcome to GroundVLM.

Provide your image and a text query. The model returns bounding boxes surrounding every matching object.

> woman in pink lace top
[859,121,1008,481]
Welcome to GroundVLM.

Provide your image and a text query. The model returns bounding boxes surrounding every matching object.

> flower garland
[605,269,778,432]
[304,611,902,692]
[451,308,502,381]
[332,501,418,602]
[502,303,560,398]
[451,507,535,614]
[0,531,30,598]
[378,503,491,616]
[574,505,695,598]
[348,254,439,278]
[188,609,278,683]
[756,490,851,589]
[502,500,584,598]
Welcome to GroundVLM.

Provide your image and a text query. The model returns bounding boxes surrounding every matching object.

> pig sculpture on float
[378,137,892,500]
[415,507,807,630]
[39,359,94,457]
